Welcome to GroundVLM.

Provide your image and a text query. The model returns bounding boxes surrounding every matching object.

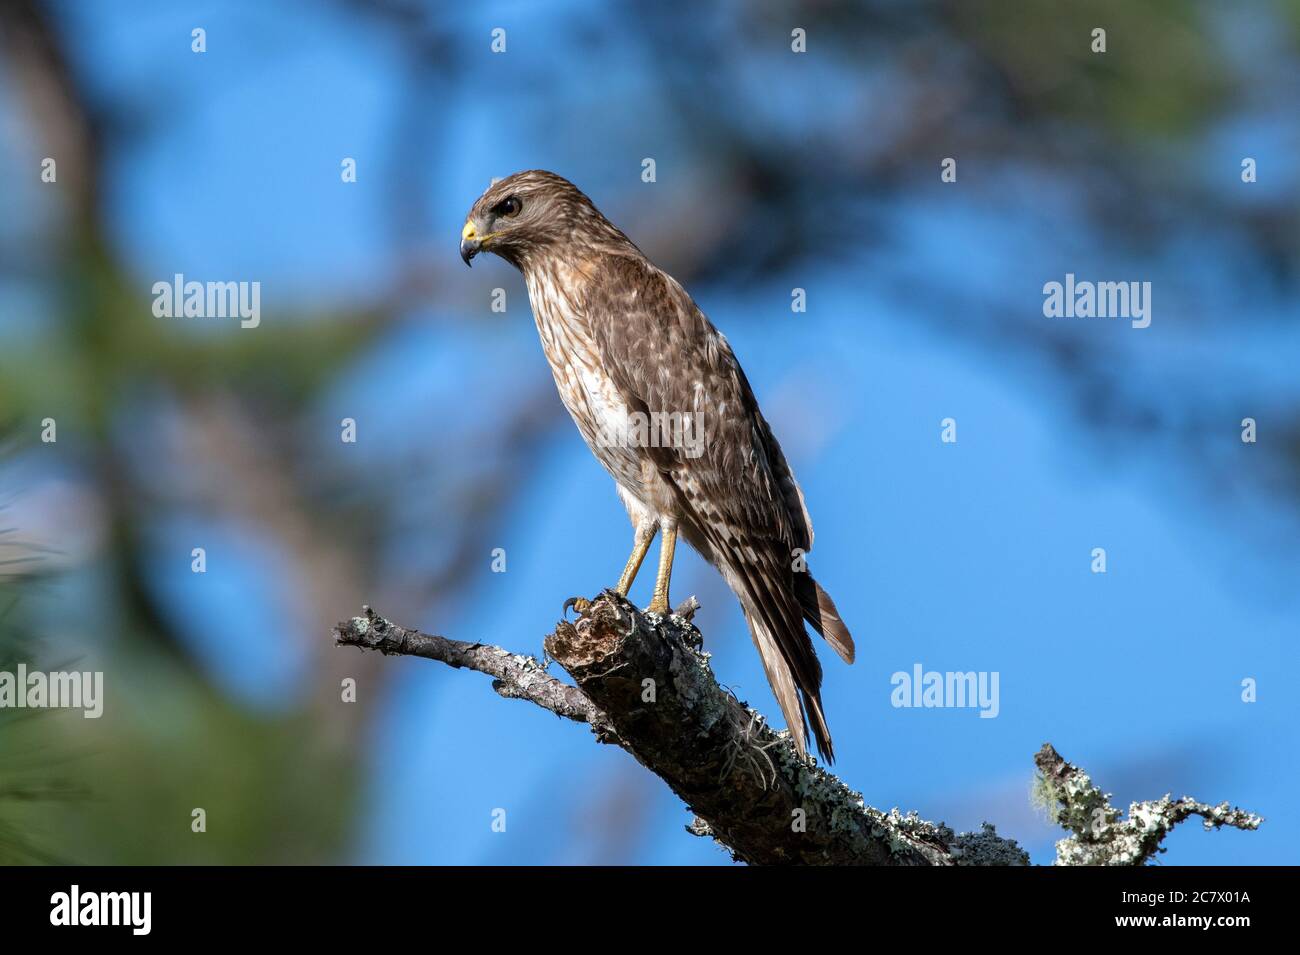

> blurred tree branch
[334,591,1261,865]
[0,0,570,861]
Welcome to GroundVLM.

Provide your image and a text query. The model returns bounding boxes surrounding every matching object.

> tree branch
[334,606,611,732]
[1032,743,1263,866]
[334,592,1260,865]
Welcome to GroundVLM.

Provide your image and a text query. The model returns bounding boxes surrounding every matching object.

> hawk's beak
[460,220,482,267]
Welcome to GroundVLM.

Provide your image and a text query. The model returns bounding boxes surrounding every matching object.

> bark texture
[334,591,1260,866]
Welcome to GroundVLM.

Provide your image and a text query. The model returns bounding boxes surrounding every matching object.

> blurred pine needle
[0,472,83,864]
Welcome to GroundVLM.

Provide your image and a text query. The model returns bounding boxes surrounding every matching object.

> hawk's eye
[494,196,522,218]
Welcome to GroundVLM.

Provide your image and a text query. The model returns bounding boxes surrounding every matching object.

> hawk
[460,171,855,762]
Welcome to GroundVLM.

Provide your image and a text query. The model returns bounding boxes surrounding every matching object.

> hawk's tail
[735,566,847,764]
[796,575,856,665]
[743,609,835,764]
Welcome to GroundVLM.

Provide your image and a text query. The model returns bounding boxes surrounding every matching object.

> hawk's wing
[583,252,850,760]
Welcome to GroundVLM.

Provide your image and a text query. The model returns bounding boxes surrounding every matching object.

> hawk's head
[459,170,627,269]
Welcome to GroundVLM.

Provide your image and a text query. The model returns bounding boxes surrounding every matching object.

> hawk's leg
[615,517,658,596]
[646,519,678,614]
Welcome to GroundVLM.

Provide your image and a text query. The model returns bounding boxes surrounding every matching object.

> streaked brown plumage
[460,170,855,762]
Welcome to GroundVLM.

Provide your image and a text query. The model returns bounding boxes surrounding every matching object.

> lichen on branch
[1032,743,1263,866]
[334,596,1260,866]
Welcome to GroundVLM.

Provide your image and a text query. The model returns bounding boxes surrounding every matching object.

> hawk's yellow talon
[645,522,677,615]
[563,596,591,616]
